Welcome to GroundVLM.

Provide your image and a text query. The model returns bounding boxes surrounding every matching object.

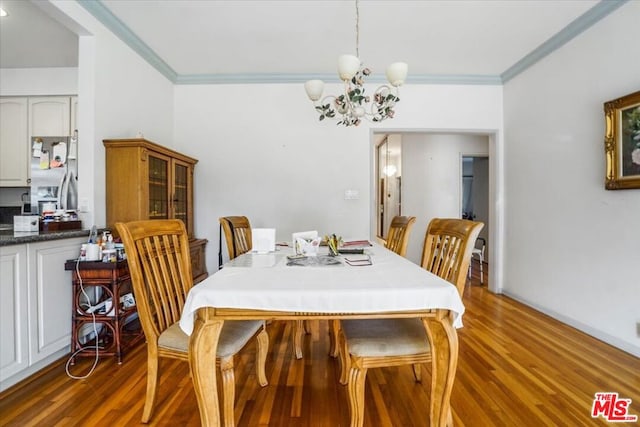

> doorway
[462,156,489,243]
[462,155,490,280]
[370,131,501,293]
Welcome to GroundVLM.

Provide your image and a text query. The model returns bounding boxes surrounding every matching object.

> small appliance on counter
[14,215,39,232]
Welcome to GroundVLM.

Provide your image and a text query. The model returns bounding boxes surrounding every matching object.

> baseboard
[0,349,69,395]
[501,291,640,358]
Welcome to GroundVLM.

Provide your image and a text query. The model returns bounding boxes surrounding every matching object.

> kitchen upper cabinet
[29,97,71,137]
[0,98,30,186]
[70,96,78,134]
[1,96,77,187]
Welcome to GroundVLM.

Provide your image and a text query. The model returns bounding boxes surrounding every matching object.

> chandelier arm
[357,84,400,122]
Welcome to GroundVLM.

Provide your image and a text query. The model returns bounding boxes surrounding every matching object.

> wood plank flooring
[1,264,638,426]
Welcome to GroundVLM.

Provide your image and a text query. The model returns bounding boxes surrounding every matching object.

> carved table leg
[423,311,458,427]
[189,307,224,427]
[294,320,304,359]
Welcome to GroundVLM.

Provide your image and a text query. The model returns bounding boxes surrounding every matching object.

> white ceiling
[0,0,618,84]
[0,0,78,68]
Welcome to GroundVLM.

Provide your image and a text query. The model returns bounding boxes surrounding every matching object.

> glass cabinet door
[173,161,189,230]
[148,155,169,219]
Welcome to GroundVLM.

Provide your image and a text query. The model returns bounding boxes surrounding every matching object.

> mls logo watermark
[591,392,638,422]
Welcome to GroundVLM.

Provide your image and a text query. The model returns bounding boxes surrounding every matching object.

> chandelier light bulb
[338,55,361,81]
[386,62,408,87]
[304,80,325,101]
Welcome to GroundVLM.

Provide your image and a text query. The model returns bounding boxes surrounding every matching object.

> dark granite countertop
[0,228,91,246]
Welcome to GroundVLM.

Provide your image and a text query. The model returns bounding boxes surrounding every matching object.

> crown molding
[77,0,177,82]
[175,73,502,85]
[78,0,624,86]
[501,0,628,83]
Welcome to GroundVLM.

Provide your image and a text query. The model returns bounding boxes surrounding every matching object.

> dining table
[179,242,466,427]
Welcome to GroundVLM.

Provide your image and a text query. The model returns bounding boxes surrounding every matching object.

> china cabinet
[103,138,208,283]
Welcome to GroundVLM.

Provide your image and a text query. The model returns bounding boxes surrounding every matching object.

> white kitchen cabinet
[1,95,77,188]
[27,238,83,365]
[0,236,85,392]
[0,98,30,186]
[28,97,71,137]
[0,245,29,386]
[70,96,78,134]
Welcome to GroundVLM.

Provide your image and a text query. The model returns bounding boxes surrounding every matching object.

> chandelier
[304,0,408,127]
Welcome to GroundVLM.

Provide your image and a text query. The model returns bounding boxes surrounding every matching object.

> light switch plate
[344,190,359,200]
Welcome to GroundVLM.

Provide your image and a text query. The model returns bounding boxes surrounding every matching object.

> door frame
[369,129,503,294]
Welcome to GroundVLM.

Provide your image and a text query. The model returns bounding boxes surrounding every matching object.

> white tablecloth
[179,244,465,335]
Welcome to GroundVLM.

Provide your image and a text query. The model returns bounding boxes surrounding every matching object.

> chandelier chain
[355,0,360,58]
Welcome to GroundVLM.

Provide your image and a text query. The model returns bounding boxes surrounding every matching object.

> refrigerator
[29,135,78,215]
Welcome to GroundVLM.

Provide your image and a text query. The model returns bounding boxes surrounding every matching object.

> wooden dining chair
[338,218,484,427]
[384,215,417,256]
[328,215,417,358]
[218,215,307,359]
[116,219,268,426]
[219,216,253,261]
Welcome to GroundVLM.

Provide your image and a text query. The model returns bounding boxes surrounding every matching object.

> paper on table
[252,228,276,253]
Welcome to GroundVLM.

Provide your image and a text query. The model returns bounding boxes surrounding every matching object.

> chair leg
[347,362,368,427]
[479,256,484,284]
[329,319,340,358]
[412,364,422,383]
[256,328,269,387]
[338,326,350,385]
[141,350,159,423]
[219,357,236,427]
[304,319,312,334]
[294,320,304,359]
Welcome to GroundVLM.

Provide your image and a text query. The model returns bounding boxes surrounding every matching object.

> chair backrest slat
[420,218,484,296]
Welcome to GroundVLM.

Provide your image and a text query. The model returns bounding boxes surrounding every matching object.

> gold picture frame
[604,90,640,190]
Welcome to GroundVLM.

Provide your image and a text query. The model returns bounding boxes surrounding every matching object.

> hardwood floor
[1,263,638,426]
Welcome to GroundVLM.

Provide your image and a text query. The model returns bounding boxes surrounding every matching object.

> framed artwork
[604,90,640,190]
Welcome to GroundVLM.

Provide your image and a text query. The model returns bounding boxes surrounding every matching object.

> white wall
[402,134,489,264]
[503,1,640,356]
[48,1,175,228]
[0,68,78,96]
[174,84,503,273]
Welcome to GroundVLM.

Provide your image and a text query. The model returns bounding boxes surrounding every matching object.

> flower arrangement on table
[325,234,343,256]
